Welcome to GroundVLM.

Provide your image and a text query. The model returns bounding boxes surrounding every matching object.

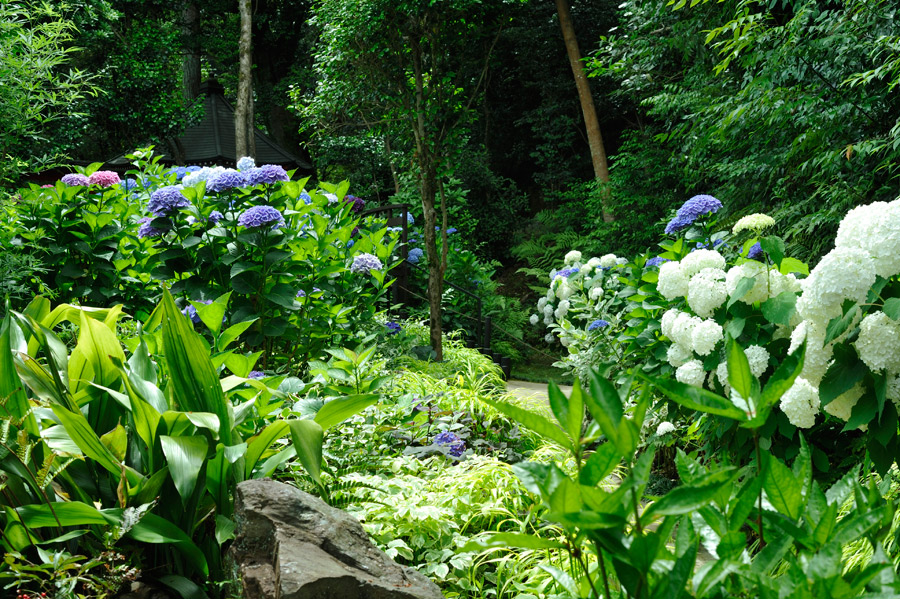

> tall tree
[306,0,511,359]
[235,0,254,158]
[554,0,613,222]
[182,1,202,102]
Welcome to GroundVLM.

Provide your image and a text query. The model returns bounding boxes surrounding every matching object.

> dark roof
[108,80,312,172]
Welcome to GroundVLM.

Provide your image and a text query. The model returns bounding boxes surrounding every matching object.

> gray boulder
[230,479,444,599]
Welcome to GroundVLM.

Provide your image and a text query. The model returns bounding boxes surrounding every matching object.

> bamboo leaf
[313,394,379,430]
[288,419,324,485]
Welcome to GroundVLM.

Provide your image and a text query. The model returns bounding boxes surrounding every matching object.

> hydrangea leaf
[819,343,867,408]
[883,298,900,321]
[761,291,797,326]
[760,236,785,267]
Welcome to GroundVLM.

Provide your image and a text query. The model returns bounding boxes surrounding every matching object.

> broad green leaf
[313,394,379,430]
[760,236,785,267]
[214,515,235,545]
[288,419,324,485]
[158,575,211,599]
[761,291,797,326]
[128,513,208,575]
[779,257,809,276]
[763,453,802,521]
[645,471,738,519]
[728,276,757,308]
[546,381,570,432]
[884,298,900,321]
[192,294,229,336]
[51,406,126,481]
[184,412,220,438]
[479,396,573,451]
[824,301,859,346]
[100,424,127,462]
[820,343,867,408]
[245,421,289,478]
[68,309,126,393]
[641,374,746,420]
[160,435,210,502]
[579,443,621,486]
[727,336,754,403]
[17,502,115,528]
[460,533,566,552]
[217,319,257,350]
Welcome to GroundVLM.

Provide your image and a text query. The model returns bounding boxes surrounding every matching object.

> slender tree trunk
[385,135,400,194]
[236,0,253,159]
[182,1,201,102]
[554,0,613,222]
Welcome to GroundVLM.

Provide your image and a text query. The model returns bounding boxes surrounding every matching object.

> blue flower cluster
[407,247,424,264]
[247,370,265,379]
[434,431,466,457]
[238,205,284,229]
[166,165,201,181]
[207,169,247,193]
[296,287,322,298]
[236,156,256,171]
[555,267,580,279]
[138,217,168,239]
[61,173,90,186]
[588,319,610,331]
[747,241,764,260]
[645,256,669,268]
[694,239,726,251]
[407,212,415,225]
[350,253,383,275]
[664,194,723,234]
[385,322,401,335]
[300,191,313,205]
[434,226,458,234]
[148,186,190,216]
[246,165,289,186]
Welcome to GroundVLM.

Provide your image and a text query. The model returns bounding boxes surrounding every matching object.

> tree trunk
[235,0,253,159]
[181,1,201,102]
[554,0,614,222]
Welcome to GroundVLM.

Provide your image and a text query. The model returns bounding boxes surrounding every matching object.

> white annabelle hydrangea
[616,257,628,265]
[768,271,802,297]
[589,286,604,301]
[687,268,727,318]
[543,314,554,325]
[544,333,556,344]
[658,261,689,299]
[797,247,875,323]
[543,304,554,317]
[554,300,571,319]
[691,319,723,356]
[681,249,726,277]
[564,250,582,265]
[676,360,706,387]
[824,381,865,421]
[716,362,730,392]
[744,345,770,378]
[546,288,555,300]
[600,254,618,268]
[586,257,602,269]
[660,309,680,340]
[667,343,693,367]
[780,378,819,429]
[855,311,900,372]
[887,373,900,411]
[529,314,540,325]
[556,281,573,300]
[580,263,593,274]
[835,200,900,279]
[732,213,776,234]
[656,421,676,436]
[671,312,701,349]
[725,261,769,305]
[789,320,833,385]
[537,297,548,311]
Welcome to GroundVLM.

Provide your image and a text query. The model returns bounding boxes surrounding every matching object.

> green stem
[596,542,612,599]
[754,431,766,547]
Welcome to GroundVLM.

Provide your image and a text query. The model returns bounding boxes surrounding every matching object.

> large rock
[230,479,444,599]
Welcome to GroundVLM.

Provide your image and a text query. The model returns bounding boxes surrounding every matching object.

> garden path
[506,380,572,409]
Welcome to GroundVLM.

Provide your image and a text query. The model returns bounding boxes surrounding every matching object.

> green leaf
[245,421,289,478]
[217,319,257,350]
[17,502,115,528]
[128,514,208,575]
[160,436,209,502]
[727,336,754,402]
[728,276,757,308]
[884,298,900,321]
[158,575,210,599]
[761,291,797,326]
[824,301,859,346]
[100,424,128,462]
[478,396,573,451]
[763,453,802,521]
[51,406,125,481]
[313,394,379,430]
[641,374,746,420]
[820,343,867,408]
[460,532,566,552]
[214,515,235,546]
[645,471,738,519]
[760,236,785,267]
[193,292,230,336]
[288,419,324,486]
[779,257,809,276]
[579,443,621,486]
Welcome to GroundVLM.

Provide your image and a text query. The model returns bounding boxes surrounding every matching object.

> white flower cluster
[824,382,865,422]
[855,311,900,372]
[780,377,819,428]
[687,267,727,317]
[732,213,776,234]
[656,421,676,436]
[797,247,875,322]
[834,200,900,279]
[676,360,706,387]
[661,309,723,368]
[564,250,582,265]
[600,253,618,268]
[658,261,689,300]
[713,345,770,391]
[724,261,769,305]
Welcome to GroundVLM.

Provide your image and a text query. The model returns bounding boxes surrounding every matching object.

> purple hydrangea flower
[747,242,764,260]
[137,217,169,238]
[246,164,289,186]
[207,168,247,192]
[296,287,322,298]
[247,370,265,379]
[407,248,424,264]
[665,194,723,234]
[238,205,284,229]
[343,194,366,214]
[209,210,224,225]
[385,322,401,335]
[555,267,580,278]
[588,319,610,331]
[121,178,138,191]
[434,431,465,457]
[148,186,190,216]
[645,256,669,268]
[237,156,256,172]
[61,173,90,186]
[350,253,383,275]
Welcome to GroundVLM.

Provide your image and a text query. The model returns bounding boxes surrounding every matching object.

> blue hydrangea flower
[347,239,355,248]
[61,173,89,186]
[207,168,247,192]
[246,164,289,186]
[407,248,424,264]
[247,370,265,379]
[385,322,401,335]
[238,205,284,229]
[350,253,383,275]
[300,191,313,205]
[434,431,465,457]
[665,194,723,234]
[447,228,458,234]
[747,241,764,260]
[324,192,339,204]
[237,156,256,172]
[148,186,190,216]
[121,178,138,191]
[407,212,415,225]
[181,299,211,324]
[182,166,224,187]
[588,319,610,331]
[555,267,580,278]
[645,256,669,268]
[209,210,224,225]
[695,239,727,251]
[166,166,190,181]
[138,217,168,238]
[344,194,366,214]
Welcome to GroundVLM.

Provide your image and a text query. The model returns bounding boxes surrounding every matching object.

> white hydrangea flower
[544,313,554,325]
[886,372,900,411]
[789,320,833,385]
[529,314,540,326]
[725,261,769,305]
[544,333,556,344]
[589,286,604,301]
[564,250,582,265]
[600,253,618,268]
[671,312,701,349]
[658,261,689,300]
[543,304,554,317]
[835,200,900,279]
[780,378,819,429]
[676,360,706,387]
[560,337,572,348]
[537,297,548,311]
[797,247,876,323]
[687,268,727,318]
[691,319,723,356]
[586,257,602,269]
[660,309,680,340]
[744,345,770,378]
[681,249,726,277]
[656,421,676,436]
[667,343,693,367]
[546,288,555,300]
[855,311,900,372]
[616,257,628,265]
[732,213,776,234]
[556,281,573,300]
[580,263,593,274]
[824,381,865,422]
[554,300,570,320]
[767,270,802,298]
[716,362,730,392]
